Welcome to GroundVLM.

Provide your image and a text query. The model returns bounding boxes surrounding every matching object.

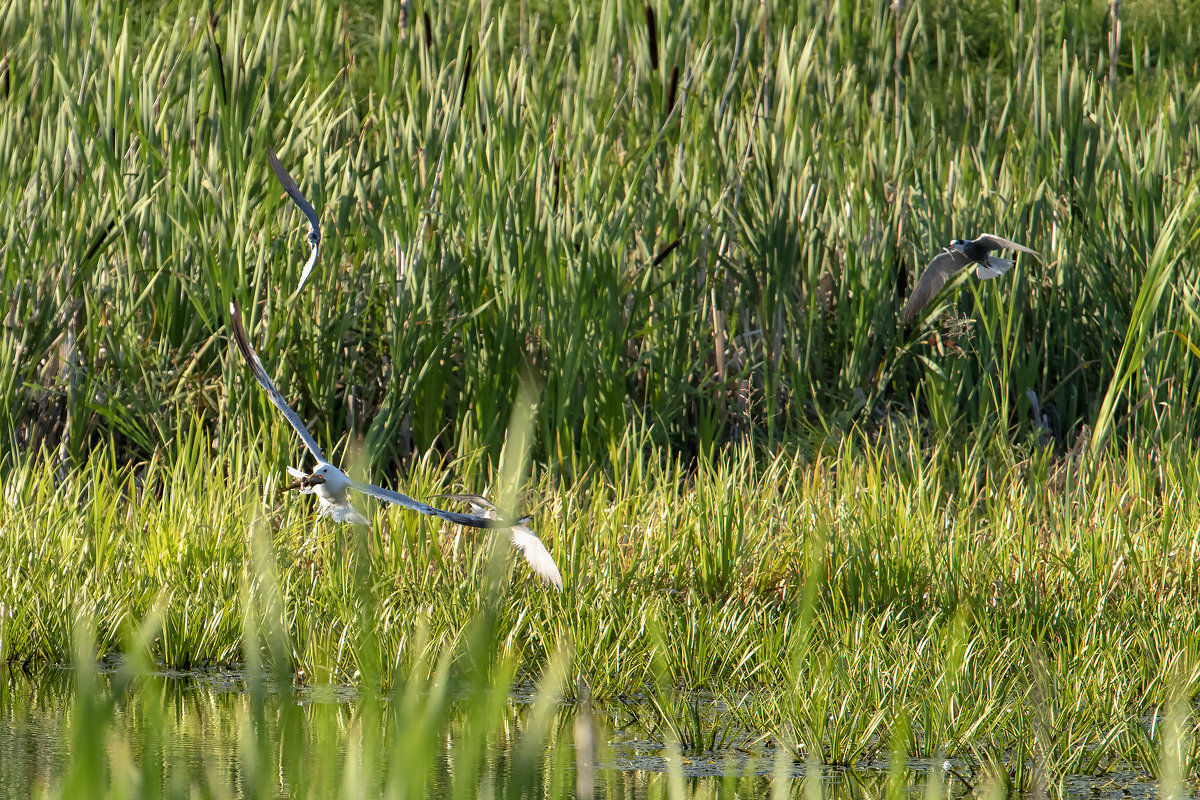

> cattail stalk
[893,0,905,138]
[1108,0,1121,86]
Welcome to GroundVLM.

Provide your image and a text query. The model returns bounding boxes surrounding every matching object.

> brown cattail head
[552,158,562,208]
[652,237,681,267]
[644,6,659,71]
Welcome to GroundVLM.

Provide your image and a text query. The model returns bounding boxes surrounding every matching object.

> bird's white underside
[287,466,370,524]
[975,255,1015,280]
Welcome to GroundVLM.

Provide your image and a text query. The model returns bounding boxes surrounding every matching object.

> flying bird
[229,299,516,530]
[902,234,1040,322]
[439,493,564,590]
[1025,388,1059,448]
[266,146,321,292]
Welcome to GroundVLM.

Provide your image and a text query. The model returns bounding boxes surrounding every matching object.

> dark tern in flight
[902,234,1040,322]
[266,146,321,292]
[230,299,518,529]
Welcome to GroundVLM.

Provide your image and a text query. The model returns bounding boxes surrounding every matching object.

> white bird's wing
[438,492,497,514]
[439,493,562,589]
[1025,388,1042,421]
[296,243,320,292]
[975,234,1040,257]
[266,146,321,234]
[507,525,564,590]
[349,481,512,529]
[229,300,325,462]
[902,249,972,322]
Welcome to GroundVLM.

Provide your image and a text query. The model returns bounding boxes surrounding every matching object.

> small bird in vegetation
[439,493,564,590]
[266,146,321,292]
[902,234,1040,322]
[229,299,518,530]
[1025,388,1059,448]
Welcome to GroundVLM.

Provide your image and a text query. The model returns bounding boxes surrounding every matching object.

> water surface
[0,665,1161,799]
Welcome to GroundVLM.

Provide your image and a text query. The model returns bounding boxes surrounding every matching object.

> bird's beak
[280,474,326,494]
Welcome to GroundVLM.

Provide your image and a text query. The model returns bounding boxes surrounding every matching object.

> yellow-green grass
[2,427,1198,792]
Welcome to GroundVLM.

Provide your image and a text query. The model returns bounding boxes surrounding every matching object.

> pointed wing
[902,249,972,322]
[437,493,535,524]
[507,525,563,590]
[438,492,495,514]
[975,234,1040,257]
[296,243,320,293]
[266,146,321,235]
[229,300,325,462]
[440,494,562,588]
[1025,388,1042,421]
[350,481,513,529]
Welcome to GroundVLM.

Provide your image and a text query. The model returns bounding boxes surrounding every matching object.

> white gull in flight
[439,493,564,590]
[230,299,517,530]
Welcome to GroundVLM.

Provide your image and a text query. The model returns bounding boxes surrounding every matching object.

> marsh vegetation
[2,0,1200,797]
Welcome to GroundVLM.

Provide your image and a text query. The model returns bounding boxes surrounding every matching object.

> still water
[0,665,1159,799]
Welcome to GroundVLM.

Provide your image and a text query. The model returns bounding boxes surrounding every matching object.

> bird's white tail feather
[318,499,370,525]
[975,255,1014,280]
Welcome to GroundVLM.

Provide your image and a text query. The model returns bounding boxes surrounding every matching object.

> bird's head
[949,238,968,250]
[307,229,321,247]
[309,464,346,491]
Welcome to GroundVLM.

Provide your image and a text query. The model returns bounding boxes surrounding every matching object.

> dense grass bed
[3,433,1199,792]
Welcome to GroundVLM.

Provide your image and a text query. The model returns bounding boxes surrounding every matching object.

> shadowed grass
[2,0,1200,475]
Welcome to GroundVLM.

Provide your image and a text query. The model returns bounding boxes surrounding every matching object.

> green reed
[2,0,1199,474]
[3,0,1200,796]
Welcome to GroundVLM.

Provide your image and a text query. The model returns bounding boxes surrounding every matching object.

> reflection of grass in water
[0,663,1104,799]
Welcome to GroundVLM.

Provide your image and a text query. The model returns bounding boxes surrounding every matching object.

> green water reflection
[0,666,1158,799]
